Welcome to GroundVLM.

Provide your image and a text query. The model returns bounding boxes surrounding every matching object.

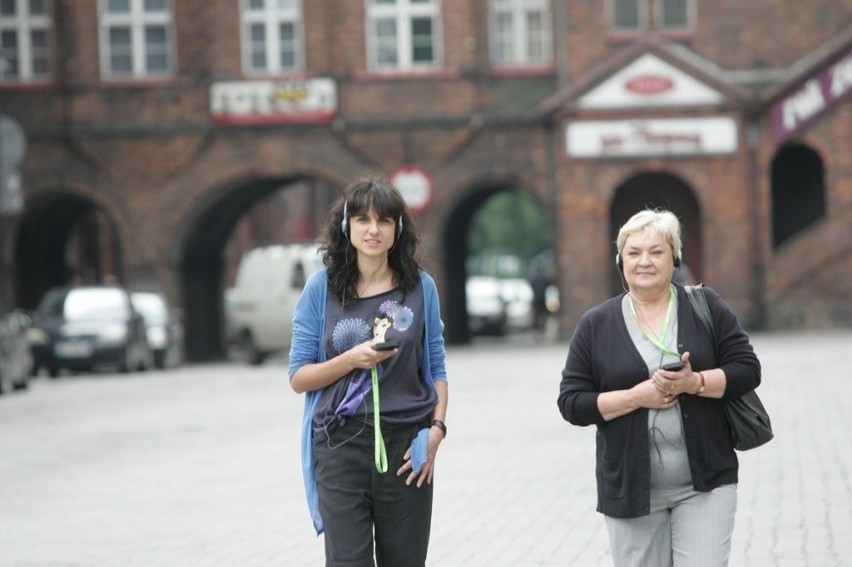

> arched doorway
[442,184,553,345]
[771,143,826,248]
[179,176,336,362]
[610,172,701,295]
[15,193,122,309]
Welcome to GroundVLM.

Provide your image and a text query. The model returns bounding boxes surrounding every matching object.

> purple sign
[771,46,852,142]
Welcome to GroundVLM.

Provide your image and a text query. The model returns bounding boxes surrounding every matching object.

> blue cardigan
[288,269,448,535]
[558,284,761,518]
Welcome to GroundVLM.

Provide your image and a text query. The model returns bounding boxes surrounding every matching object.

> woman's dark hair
[320,175,420,301]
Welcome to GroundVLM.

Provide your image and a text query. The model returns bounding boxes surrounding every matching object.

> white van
[227,244,323,365]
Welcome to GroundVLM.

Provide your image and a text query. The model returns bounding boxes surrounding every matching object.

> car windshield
[55,289,130,321]
[131,294,169,324]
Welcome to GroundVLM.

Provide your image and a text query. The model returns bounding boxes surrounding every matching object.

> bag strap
[684,284,718,360]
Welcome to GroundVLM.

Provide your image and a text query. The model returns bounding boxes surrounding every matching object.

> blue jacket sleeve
[420,271,448,383]
[287,270,328,535]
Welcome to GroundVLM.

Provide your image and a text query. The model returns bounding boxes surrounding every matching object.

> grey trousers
[605,484,737,567]
[313,420,433,567]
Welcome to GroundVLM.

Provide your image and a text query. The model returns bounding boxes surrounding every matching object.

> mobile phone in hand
[373,340,399,351]
[662,361,685,371]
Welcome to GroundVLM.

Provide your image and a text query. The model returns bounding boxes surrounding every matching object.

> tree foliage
[467,189,551,276]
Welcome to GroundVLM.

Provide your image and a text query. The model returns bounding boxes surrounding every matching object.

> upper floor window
[366,0,441,70]
[0,0,51,82]
[656,0,692,29]
[609,0,694,33]
[98,0,173,78]
[490,0,552,67]
[241,0,302,75]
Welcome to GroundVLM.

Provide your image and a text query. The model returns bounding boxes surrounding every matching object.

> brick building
[1,1,851,360]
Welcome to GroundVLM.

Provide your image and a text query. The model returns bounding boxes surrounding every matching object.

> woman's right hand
[290,339,397,393]
[345,339,398,369]
[633,378,679,410]
[598,378,679,420]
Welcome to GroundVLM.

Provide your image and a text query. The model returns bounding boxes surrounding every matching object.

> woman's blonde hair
[615,209,682,263]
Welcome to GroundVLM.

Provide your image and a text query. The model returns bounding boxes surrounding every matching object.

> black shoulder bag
[684,284,774,451]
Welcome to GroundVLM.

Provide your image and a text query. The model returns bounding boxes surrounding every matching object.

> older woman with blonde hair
[557,208,761,567]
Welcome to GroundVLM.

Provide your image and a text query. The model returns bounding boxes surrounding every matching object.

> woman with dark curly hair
[289,175,449,567]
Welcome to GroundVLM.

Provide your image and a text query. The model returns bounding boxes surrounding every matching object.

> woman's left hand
[653,352,693,396]
[397,427,443,487]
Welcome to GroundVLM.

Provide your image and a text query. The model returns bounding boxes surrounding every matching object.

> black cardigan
[557,283,761,518]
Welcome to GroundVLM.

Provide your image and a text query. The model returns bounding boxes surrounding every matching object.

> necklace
[357,256,389,298]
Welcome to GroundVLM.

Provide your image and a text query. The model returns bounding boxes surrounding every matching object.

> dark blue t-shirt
[311,282,435,441]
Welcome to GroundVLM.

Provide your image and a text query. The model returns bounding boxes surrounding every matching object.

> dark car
[0,302,33,394]
[130,291,184,369]
[29,285,151,377]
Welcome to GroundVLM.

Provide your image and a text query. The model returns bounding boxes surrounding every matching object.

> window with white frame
[0,0,51,82]
[98,0,173,78]
[610,0,643,31]
[241,0,302,74]
[656,0,693,30]
[490,0,552,66]
[366,0,441,70]
[609,0,694,32]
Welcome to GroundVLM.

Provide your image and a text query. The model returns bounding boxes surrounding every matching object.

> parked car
[466,276,508,336]
[227,244,323,365]
[29,285,151,377]
[0,302,33,394]
[130,291,184,369]
[499,278,535,331]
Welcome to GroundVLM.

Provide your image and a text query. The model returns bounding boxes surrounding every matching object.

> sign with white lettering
[210,78,337,125]
[771,46,852,142]
[566,117,738,158]
[577,53,724,109]
[390,166,434,214]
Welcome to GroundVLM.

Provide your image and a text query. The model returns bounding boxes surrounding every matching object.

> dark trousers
[313,420,433,567]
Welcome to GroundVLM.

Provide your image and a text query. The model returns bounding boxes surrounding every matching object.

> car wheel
[47,364,59,378]
[153,350,166,369]
[240,331,266,366]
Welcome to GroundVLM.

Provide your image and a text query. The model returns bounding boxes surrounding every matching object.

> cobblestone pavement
[1,330,850,566]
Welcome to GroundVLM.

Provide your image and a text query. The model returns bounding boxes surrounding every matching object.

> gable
[576,53,725,110]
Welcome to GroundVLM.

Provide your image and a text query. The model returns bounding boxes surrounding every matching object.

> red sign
[390,166,434,214]
[625,75,674,94]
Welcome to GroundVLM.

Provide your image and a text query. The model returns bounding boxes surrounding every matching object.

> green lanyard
[628,285,680,358]
[371,366,388,473]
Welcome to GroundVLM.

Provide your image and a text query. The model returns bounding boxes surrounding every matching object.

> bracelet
[430,419,447,438]
[695,371,706,395]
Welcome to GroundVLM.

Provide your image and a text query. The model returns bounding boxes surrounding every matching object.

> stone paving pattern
[1,330,850,566]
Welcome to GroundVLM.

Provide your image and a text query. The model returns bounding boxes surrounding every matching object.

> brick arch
[609,171,702,296]
[437,173,553,345]
[174,172,342,362]
[770,142,826,248]
[14,185,129,309]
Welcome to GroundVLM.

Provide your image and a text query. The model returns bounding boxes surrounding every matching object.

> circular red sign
[390,166,434,214]
[625,75,674,94]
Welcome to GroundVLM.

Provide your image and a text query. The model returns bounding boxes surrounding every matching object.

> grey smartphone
[662,361,685,371]
[373,340,399,351]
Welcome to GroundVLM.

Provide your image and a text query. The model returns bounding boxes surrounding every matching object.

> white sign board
[566,117,738,158]
[577,53,724,109]
[210,78,336,125]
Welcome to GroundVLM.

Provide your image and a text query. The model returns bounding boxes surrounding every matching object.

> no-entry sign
[390,166,434,214]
